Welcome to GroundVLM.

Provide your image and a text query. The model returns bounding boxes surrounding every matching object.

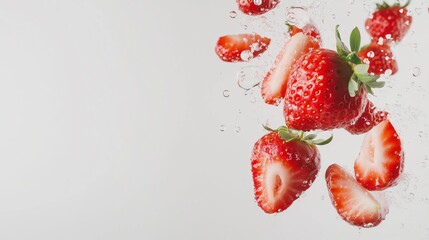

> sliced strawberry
[252,130,322,213]
[354,119,404,191]
[326,164,389,228]
[237,0,280,16]
[261,33,319,105]
[345,101,388,135]
[215,33,271,62]
[288,23,322,44]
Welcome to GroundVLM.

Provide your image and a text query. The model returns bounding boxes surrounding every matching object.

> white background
[0,0,428,239]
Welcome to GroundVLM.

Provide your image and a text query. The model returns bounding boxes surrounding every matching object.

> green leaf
[366,81,385,88]
[354,64,369,75]
[263,125,275,132]
[348,76,359,97]
[278,130,294,142]
[346,52,362,64]
[356,74,379,83]
[363,84,374,95]
[312,135,333,145]
[349,27,361,53]
[303,134,317,141]
[335,25,351,58]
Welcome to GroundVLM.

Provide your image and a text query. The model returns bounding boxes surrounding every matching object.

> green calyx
[376,0,410,10]
[335,25,385,97]
[263,125,333,146]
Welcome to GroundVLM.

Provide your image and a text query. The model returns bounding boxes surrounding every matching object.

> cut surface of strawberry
[345,101,388,135]
[215,33,270,62]
[354,119,404,191]
[326,164,389,228]
[261,33,319,105]
[288,23,322,44]
[237,0,280,16]
[251,129,325,213]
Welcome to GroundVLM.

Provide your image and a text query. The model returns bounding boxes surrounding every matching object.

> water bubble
[349,0,355,4]
[240,50,253,61]
[412,67,421,77]
[229,11,237,18]
[285,6,310,27]
[367,51,375,58]
[253,0,262,6]
[347,11,351,16]
[331,14,336,19]
[220,125,227,132]
[415,8,422,15]
[237,66,263,90]
[235,126,241,133]
[223,90,230,97]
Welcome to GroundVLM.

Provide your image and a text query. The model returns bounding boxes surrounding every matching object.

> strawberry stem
[263,125,333,145]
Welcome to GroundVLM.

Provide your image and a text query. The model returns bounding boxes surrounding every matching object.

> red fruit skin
[251,131,320,214]
[237,0,280,15]
[345,101,388,135]
[358,42,398,75]
[215,33,271,62]
[284,49,367,131]
[326,164,388,227]
[354,120,404,191]
[290,23,322,44]
[365,7,412,43]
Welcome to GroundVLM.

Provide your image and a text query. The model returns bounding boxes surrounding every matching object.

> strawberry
[237,0,280,16]
[345,100,388,135]
[288,23,322,44]
[261,32,319,105]
[251,126,332,213]
[365,1,412,43]
[358,41,398,75]
[325,164,389,228]
[283,26,385,131]
[215,33,271,62]
[354,119,404,191]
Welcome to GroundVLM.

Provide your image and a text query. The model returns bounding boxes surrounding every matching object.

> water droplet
[367,51,375,58]
[331,14,336,19]
[347,11,351,16]
[412,67,421,77]
[223,90,230,97]
[229,11,237,18]
[220,125,226,132]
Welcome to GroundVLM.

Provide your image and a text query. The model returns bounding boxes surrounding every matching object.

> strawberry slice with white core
[354,119,404,191]
[326,164,389,228]
[261,32,320,105]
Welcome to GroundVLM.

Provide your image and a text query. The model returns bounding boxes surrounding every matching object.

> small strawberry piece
[237,0,280,16]
[283,48,367,131]
[365,1,412,42]
[252,131,321,213]
[261,33,319,105]
[215,33,271,62]
[288,23,322,44]
[326,164,389,228]
[358,42,398,75]
[345,101,388,135]
[354,119,404,191]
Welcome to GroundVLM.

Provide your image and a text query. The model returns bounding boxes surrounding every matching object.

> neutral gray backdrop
[0,0,428,239]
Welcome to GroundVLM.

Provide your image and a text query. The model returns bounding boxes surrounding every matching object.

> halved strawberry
[237,0,280,16]
[252,127,331,213]
[326,164,389,228]
[215,33,271,62]
[261,32,319,105]
[345,101,388,135]
[354,119,404,191]
[288,23,322,44]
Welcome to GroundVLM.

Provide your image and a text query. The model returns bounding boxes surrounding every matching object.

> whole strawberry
[358,41,398,75]
[283,26,384,131]
[251,126,332,214]
[365,0,412,43]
